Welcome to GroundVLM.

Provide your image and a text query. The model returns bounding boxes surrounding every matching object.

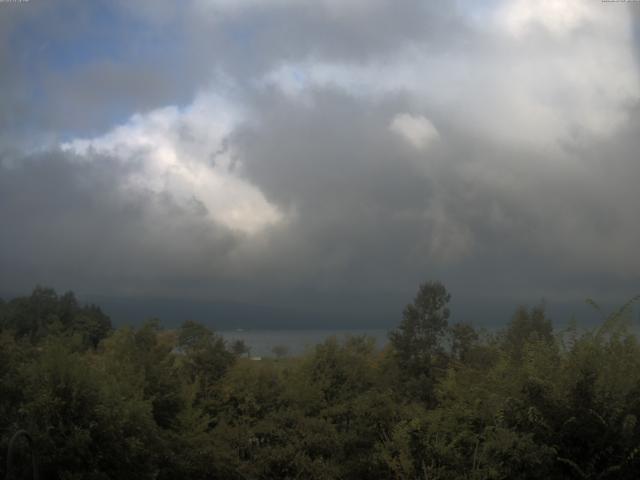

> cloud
[260,0,639,150]
[0,150,233,295]
[389,113,439,150]
[495,0,597,37]
[61,92,283,235]
[1,0,640,325]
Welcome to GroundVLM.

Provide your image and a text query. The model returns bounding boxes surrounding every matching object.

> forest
[1,283,640,480]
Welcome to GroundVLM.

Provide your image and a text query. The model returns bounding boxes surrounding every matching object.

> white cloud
[389,113,439,149]
[262,0,638,152]
[62,92,283,235]
[495,0,596,38]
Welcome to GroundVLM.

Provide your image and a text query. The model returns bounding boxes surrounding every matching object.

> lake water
[219,329,389,357]
[219,319,640,358]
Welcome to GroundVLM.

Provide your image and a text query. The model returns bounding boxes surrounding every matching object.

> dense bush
[1,285,639,479]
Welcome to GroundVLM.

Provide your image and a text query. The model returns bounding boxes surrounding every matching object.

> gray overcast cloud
[1,0,639,327]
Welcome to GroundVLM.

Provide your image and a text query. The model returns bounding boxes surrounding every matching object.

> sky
[1,0,640,328]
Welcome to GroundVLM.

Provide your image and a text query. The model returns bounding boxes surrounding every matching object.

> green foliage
[231,339,250,357]
[501,305,554,362]
[449,322,480,364]
[2,285,640,479]
[0,286,111,348]
[389,281,451,404]
[177,320,235,406]
[271,344,289,359]
[18,339,160,479]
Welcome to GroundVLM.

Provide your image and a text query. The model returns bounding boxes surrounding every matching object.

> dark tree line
[1,283,639,479]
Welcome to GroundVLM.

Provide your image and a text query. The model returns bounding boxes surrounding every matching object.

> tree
[271,345,289,359]
[449,322,479,364]
[178,320,214,350]
[503,305,553,361]
[389,281,451,403]
[72,304,112,348]
[0,287,112,348]
[19,339,160,479]
[232,339,250,358]
[177,321,234,402]
[5,286,59,341]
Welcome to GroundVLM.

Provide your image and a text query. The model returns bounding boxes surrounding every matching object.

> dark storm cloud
[181,1,472,80]
[1,0,639,327]
[231,87,640,305]
[0,150,240,298]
